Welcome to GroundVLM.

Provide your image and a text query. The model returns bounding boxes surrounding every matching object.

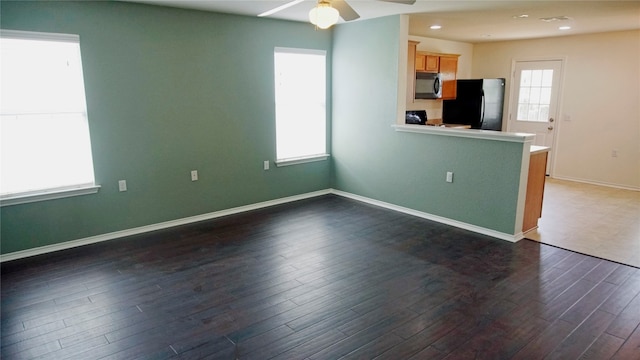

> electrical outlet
[264,160,270,171]
[191,170,198,181]
[118,180,127,192]
[611,150,618,158]
[446,172,454,183]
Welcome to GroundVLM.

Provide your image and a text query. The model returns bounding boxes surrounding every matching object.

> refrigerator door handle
[480,89,486,128]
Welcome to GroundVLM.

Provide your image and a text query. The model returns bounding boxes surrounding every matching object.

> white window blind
[1,30,97,203]
[274,48,328,164]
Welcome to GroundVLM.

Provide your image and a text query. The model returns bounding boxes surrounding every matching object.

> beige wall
[473,30,640,190]
[407,35,473,120]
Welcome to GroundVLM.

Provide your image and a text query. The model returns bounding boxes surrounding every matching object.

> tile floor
[526,178,640,268]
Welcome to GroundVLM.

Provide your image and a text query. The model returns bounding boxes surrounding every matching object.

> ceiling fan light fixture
[309,1,339,29]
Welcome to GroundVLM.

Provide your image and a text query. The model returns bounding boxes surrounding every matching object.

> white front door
[507,60,563,175]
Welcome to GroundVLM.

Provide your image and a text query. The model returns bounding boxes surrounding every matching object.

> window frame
[0,29,99,207]
[273,47,330,167]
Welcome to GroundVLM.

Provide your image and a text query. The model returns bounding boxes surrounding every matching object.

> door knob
[548,126,554,130]
[549,117,555,123]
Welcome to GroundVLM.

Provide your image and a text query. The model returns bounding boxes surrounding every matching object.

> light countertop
[425,123,472,129]
[530,145,551,154]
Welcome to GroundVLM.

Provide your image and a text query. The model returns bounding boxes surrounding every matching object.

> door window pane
[541,69,553,86]
[520,70,531,86]
[519,88,530,104]
[516,69,554,122]
[539,105,550,122]
[540,88,552,104]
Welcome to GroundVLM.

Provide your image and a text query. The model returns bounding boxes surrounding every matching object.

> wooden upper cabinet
[407,41,418,103]
[415,53,439,73]
[424,55,439,72]
[439,55,459,100]
[415,53,426,72]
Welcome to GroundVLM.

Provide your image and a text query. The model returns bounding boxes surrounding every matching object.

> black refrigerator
[442,79,505,131]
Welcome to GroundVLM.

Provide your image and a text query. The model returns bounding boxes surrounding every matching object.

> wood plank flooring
[2,195,639,359]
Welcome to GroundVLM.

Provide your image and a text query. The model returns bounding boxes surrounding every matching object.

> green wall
[0,1,332,254]
[331,16,524,234]
[1,2,526,256]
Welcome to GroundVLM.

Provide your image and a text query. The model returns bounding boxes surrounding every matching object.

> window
[274,47,328,165]
[1,30,98,206]
[516,69,554,122]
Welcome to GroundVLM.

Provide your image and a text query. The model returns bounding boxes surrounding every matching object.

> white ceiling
[123,0,640,43]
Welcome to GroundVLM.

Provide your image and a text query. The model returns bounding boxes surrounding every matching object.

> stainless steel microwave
[415,72,442,99]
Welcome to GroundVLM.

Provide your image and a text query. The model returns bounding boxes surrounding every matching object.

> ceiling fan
[259,0,416,29]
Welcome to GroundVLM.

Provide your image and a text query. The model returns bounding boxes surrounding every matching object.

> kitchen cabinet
[439,55,458,100]
[414,53,424,72]
[407,41,419,102]
[523,146,550,233]
[413,49,460,100]
[415,54,439,72]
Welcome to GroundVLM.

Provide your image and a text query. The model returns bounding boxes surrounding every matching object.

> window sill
[276,154,330,167]
[1,185,101,207]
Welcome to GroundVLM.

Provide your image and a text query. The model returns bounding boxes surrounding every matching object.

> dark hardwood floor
[2,195,639,360]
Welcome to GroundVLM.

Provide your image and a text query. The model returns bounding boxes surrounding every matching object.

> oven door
[415,72,442,99]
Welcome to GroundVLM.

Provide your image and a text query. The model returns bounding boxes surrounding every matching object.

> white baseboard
[330,190,523,243]
[0,189,330,263]
[1,188,522,263]
[551,175,640,192]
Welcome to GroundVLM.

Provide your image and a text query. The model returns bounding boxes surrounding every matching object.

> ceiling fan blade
[378,0,416,4]
[258,0,305,17]
[332,0,360,21]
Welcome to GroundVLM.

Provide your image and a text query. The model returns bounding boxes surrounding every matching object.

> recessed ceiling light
[540,16,571,22]
[513,14,529,19]
[430,25,442,30]
[559,26,571,30]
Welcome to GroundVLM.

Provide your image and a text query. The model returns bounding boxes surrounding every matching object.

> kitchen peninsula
[394,34,546,243]
[393,123,546,242]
